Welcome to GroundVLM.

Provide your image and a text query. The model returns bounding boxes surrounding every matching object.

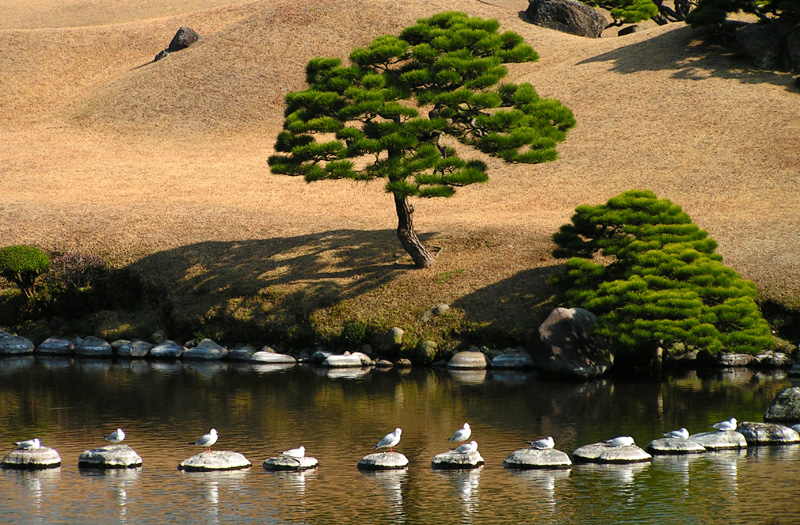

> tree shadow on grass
[578,24,794,89]
[127,229,425,344]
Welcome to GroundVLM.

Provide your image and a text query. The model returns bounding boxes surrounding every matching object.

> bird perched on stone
[190,428,218,452]
[662,428,689,439]
[605,436,635,447]
[105,428,126,444]
[374,428,402,453]
[447,423,471,444]
[281,445,305,459]
[711,418,738,432]
[453,441,478,454]
[14,438,41,450]
[527,436,555,450]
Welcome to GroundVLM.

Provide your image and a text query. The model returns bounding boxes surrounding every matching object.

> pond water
[1,358,799,524]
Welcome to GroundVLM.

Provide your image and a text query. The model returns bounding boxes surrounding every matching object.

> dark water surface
[1,357,799,524]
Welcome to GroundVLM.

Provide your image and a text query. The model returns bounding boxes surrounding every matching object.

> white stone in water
[250,351,297,364]
[735,421,800,445]
[149,340,184,359]
[78,444,142,468]
[263,455,318,471]
[646,437,707,455]
[1,446,62,469]
[321,354,364,368]
[182,339,228,360]
[35,336,75,355]
[357,452,409,470]
[572,442,652,464]
[74,336,112,357]
[688,431,747,450]
[503,448,573,469]
[178,451,251,471]
[431,449,484,469]
[447,351,488,370]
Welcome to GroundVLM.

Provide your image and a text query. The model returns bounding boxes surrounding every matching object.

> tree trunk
[394,194,434,268]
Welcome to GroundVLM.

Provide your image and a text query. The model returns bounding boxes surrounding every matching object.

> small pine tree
[552,190,773,360]
[269,11,575,268]
[687,0,800,27]
[0,245,51,300]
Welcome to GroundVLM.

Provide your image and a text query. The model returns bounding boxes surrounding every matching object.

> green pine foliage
[581,0,659,24]
[687,0,800,26]
[0,245,51,299]
[551,190,773,358]
[269,12,574,266]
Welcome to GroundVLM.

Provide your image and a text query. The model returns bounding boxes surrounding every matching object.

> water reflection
[34,356,73,369]
[447,369,486,385]
[360,469,407,522]
[0,356,35,374]
[78,467,140,523]
[268,468,316,499]
[705,450,744,498]
[179,469,249,524]
[251,363,295,375]
[435,467,482,520]
[2,467,61,524]
[182,361,227,379]
[148,361,183,374]
[508,468,570,513]
[115,360,152,375]
[74,359,112,374]
[488,370,537,384]
[316,367,371,380]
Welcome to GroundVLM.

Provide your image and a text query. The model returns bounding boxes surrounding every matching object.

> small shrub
[47,252,108,293]
[0,245,51,300]
[340,320,367,346]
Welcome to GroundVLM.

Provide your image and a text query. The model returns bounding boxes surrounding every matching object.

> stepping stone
[490,351,534,369]
[263,455,318,471]
[357,452,408,470]
[74,336,112,357]
[182,339,228,360]
[736,421,800,445]
[149,340,184,359]
[646,437,707,455]
[35,336,75,355]
[447,351,487,370]
[178,451,251,471]
[78,444,142,468]
[431,450,484,469]
[321,354,364,368]
[503,448,572,469]
[1,447,62,469]
[572,442,652,464]
[250,351,297,364]
[117,340,153,358]
[688,431,747,450]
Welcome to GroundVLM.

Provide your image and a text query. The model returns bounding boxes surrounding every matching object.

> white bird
[14,438,41,450]
[662,428,689,439]
[374,428,402,453]
[281,445,305,458]
[453,440,478,454]
[189,428,218,452]
[605,436,635,447]
[105,428,126,444]
[711,418,738,432]
[447,423,471,443]
[527,436,555,450]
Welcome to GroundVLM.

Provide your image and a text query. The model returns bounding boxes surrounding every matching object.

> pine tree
[269,11,574,268]
[552,190,773,360]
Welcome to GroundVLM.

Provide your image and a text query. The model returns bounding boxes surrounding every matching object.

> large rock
[413,340,439,366]
[228,344,257,361]
[765,386,800,422]
[178,451,251,471]
[182,339,228,360]
[35,336,75,355]
[1,446,62,469]
[688,431,747,450]
[374,327,404,358]
[74,336,112,357]
[503,448,572,469]
[322,354,365,368]
[167,27,201,53]
[357,452,409,470]
[431,450,484,469]
[645,437,706,455]
[525,0,607,38]
[736,421,800,445]
[534,307,612,379]
[78,444,142,468]
[250,351,296,364]
[750,351,793,368]
[447,351,487,370]
[490,350,534,369]
[572,442,652,464]
[117,340,152,358]
[736,22,782,69]
[0,334,35,355]
[263,455,319,471]
[149,340,184,359]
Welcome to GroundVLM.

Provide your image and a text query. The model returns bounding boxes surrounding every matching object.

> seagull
[453,440,478,454]
[14,438,41,450]
[374,428,402,453]
[447,423,471,443]
[662,428,689,439]
[711,418,738,432]
[281,445,305,459]
[189,429,218,452]
[105,428,126,444]
[527,436,555,450]
[605,436,635,447]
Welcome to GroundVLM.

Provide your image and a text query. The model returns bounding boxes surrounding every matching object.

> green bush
[0,245,51,300]
[551,190,773,364]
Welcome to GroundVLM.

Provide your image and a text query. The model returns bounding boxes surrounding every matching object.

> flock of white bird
[11,417,741,458]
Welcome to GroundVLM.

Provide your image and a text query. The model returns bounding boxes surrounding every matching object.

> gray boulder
[688,431,747,450]
[78,444,142,468]
[149,340,184,359]
[1,446,62,469]
[117,340,152,358]
[178,451,251,471]
[751,351,793,368]
[736,22,782,69]
[431,450,484,469]
[309,349,334,365]
[182,339,228,361]
[74,336,112,357]
[414,340,439,365]
[322,354,365,368]
[250,351,296,364]
[0,334,35,355]
[572,442,652,463]
[167,27,201,53]
[447,351,487,370]
[534,307,612,379]
[229,344,257,361]
[765,386,800,422]
[490,350,534,369]
[646,437,706,455]
[717,352,754,367]
[736,421,800,445]
[263,455,318,471]
[525,0,607,38]
[503,448,572,469]
[35,336,75,355]
[357,452,409,470]
[374,327,404,358]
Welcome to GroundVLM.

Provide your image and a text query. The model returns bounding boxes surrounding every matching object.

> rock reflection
[508,468,569,513]
[4,467,61,523]
[488,370,537,384]
[706,450,744,498]
[115,360,152,375]
[34,356,73,369]
[179,469,249,524]
[435,467,482,520]
[572,462,649,489]
[360,469,407,522]
[251,363,297,375]
[148,361,183,374]
[182,361,228,379]
[75,358,112,374]
[315,367,371,380]
[447,369,486,385]
[78,467,140,524]
[0,356,35,374]
[269,469,316,500]
[652,453,703,495]
[746,444,800,460]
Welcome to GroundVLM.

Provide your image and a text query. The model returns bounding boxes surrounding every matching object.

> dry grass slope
[1,0,798,345]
